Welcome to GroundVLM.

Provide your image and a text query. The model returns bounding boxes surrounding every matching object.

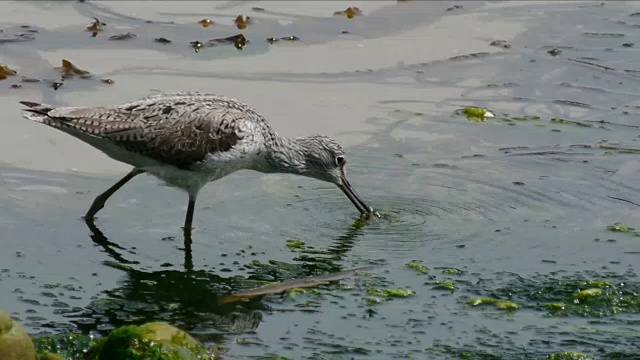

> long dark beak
[337,171,373,215]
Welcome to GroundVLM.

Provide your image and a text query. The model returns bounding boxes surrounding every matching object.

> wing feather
[19,93,259,169]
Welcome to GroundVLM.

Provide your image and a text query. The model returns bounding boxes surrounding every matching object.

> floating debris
[367,288,415,297]
[583,32,625,38]
[234,15,251,30]
[208,33,247,50]
[86,17,105,37]
[266,35,301,44]
[334,7,362,19]
[607,222,632,232]
[0,64,17,80]
[466,297,518,310]
[0,30,36,44]
[405,260,428,274]
[548,48,562,56]
[251,7,265,12]
[101,78,114,85]
[599,144,640,153]
[190,40,204,53]
[447,5,463,11]
[574,288,603,302]
[154,37,172,44]
[108,32,136,41]
[198,19,213,28]
[21,78,40,83]
[456,107,495,122]
[51,81,63,90]
[55,59,91,79]
[622,42,635,47]
[9,83,21,89]
[434,280,455,291]
[286,239,304,250]
[220,266,376,304]
[490,40,511,49]
[550,118,592,127]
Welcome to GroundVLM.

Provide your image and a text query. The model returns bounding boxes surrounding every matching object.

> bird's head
[269,135,375,216]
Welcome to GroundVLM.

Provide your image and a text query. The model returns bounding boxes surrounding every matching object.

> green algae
[441,268,464,275]
[434,280,456,291]
[405,260,428,274]
[34,333,95,360]
[364,296,383,305]
[575,288,603,302]
[545,351,595,360]
[474,273,640,317]
[544,303,566,312]
[606,223,632,232]
[456,107,495,122]
[466,297,518,311]
[285,239,305,249]
[367,288,415,297]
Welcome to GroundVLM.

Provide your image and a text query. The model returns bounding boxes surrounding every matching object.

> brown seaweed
[55,59,91,79]
[86,17,106,37]
[0,64,17,81]
[234,15,251,30]
[334,7,362,19]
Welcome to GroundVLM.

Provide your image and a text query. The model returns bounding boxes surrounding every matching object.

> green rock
[89,322,211,360]
[0,310,38,360]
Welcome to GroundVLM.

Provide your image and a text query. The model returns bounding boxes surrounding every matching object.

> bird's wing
[20,94,262,169]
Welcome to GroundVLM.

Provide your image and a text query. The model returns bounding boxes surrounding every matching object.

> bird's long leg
[84,168,145,220]
[183,194,197,231]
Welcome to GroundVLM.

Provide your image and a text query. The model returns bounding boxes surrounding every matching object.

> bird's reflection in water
[71,216,371,339]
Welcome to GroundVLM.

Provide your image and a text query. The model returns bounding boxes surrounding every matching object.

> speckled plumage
[20,91,374,229]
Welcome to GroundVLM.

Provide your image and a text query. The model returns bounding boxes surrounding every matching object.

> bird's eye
[335,155,346,166]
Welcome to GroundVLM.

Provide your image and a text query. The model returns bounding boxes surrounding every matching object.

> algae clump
[434,280,455,291]
[607,223,631,233]
[545,351,595,360]
[458,107,496,122]
[405,260,428,274]
[466,297,518,311]
[575,288,602,302]
[367,288,415,298]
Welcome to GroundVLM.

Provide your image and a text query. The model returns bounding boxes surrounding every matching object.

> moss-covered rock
[88,322,211,360]
[39,353,66,360]
[0,310,38,360]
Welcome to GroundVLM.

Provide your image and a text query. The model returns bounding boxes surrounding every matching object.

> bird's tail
[19,101,58,125]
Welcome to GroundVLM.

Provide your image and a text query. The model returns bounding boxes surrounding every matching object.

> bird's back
[20,92,272,169]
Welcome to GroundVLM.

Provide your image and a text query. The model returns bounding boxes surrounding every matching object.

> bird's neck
[260,132,309,174]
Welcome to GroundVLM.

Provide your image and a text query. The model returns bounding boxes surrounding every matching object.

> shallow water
[2,1,640,359]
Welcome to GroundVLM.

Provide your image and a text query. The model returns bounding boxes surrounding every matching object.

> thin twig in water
[607,196,640,207]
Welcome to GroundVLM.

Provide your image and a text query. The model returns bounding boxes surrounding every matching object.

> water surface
[1,1,640,359]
